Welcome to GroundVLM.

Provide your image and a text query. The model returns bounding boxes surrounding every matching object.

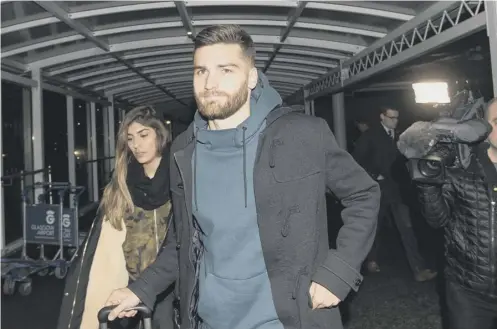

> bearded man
[105,24,380,329]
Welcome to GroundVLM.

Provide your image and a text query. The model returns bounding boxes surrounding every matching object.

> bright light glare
[412,82,450,104]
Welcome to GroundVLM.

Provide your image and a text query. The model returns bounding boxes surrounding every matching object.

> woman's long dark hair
[99,106,170,230]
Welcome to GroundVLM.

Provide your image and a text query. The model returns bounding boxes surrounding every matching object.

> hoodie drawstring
[242,127,247,208]
[194,128,199,211]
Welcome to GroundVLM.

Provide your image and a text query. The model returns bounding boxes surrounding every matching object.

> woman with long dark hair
[57,106,175,329]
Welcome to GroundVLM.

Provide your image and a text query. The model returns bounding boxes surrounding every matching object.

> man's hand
[105,287,141,321]
[309,282,341,310]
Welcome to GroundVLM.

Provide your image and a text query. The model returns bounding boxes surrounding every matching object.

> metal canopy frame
[286,0,489,103]
[1,0,428,107]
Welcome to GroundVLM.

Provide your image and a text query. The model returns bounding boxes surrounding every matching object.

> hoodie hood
[193,70,282,150]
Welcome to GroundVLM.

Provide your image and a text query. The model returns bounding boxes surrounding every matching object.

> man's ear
[248,67,258,90]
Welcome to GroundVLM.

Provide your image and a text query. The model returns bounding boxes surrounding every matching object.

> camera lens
[418,159,442,178]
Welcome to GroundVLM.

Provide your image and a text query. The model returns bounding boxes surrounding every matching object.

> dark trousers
[367,180,425,272]
[446,280,497,329]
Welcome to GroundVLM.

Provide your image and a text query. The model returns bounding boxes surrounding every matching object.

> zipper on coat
[490,199,496,292]
[67,217,99,328]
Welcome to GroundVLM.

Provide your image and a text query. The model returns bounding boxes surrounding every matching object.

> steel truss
[286,0,487,103]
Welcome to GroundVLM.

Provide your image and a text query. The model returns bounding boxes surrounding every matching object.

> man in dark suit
[353,106,437,281]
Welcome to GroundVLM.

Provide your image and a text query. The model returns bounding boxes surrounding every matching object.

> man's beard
[195,81,249,120]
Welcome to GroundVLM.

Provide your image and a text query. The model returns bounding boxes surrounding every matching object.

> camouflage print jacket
[123,200,173,281]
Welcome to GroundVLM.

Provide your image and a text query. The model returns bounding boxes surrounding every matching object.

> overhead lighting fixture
[165,120,171,125]
[412,81,451,104]
[187,31,192,36]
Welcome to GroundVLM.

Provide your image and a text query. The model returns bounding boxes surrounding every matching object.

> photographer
[417,97,497,329]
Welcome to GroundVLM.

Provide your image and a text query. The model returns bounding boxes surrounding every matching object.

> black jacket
[353,123,412,202]
[418,144,497,298]
[129,106,381,329]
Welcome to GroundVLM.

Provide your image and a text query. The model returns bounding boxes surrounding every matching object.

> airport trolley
[1,182,85,296]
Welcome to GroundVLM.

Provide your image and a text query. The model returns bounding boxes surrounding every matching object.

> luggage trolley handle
[22,182,71,201]
[68,185,86,206]
[97,304,152,329]
[69,185,86,198]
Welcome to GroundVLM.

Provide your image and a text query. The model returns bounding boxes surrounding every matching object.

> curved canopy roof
[1,1,434,110]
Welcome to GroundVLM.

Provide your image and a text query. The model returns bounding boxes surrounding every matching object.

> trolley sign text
[25,204,78,247]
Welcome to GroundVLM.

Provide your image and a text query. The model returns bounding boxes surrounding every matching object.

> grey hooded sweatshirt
[191,71,285,329]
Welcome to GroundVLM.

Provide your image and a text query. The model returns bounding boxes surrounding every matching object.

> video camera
[397,90,491,184]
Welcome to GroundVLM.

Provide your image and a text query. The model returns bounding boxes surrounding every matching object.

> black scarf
[126,147,170,210]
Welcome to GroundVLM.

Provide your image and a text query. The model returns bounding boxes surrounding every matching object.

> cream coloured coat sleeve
[79,219,128,329]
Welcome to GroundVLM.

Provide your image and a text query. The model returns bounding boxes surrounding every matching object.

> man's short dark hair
[194,25,256,65]
[379,106,396,115]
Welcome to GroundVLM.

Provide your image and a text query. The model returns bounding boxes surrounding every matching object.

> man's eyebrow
[193,64,239,70]
[218,63,239,68]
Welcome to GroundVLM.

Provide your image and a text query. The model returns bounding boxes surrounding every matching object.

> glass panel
[1,82,25,244]
[114,106,121,143]
[74,99,89,206]
[1,2,15,22]
[43,90,69,205]
[1,31,23,48]
[95,104,107,194]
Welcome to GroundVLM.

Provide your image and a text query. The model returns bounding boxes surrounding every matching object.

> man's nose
[204,72,218,90]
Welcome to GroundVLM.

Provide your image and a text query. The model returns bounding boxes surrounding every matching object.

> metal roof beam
[46,57,117,76]
[1,2,177,34]
[100,75,309,93]
[120,71,314,99]
[34,2,109,51]
[70,2,177,20]
[50,46,272,77]
[1,15,59,35]
[1,34,85,58]
[263,1,307,73]
[127,90,171,102]
[1,70,38,87]
[192,19,386,38]
[27,35,359,69]
[175,1,195,38]
[75,58,327,87]
[1,58,28,72]
[305,2,414,21]
[25,47,334,79]
[142,94,192,106]
[46,47,196,76]
[2,1,410,36]
[111,75,307,96]
[33,1,187,107]
[128,84,298,103]
[186,1,298,8]
[1,17,369,59]
[0,70,111,105]
[0,68,117,105]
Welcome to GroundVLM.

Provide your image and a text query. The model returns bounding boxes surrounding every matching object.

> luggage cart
[98,304,152,329]
[1,182,85,296]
